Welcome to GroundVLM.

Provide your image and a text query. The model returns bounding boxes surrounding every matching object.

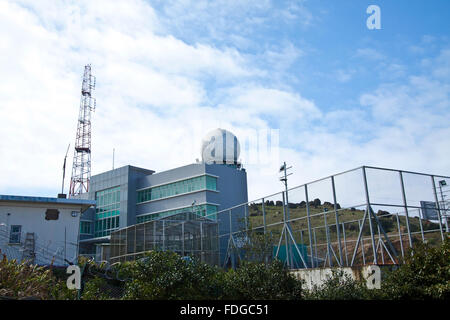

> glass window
[9,225,21,243]
[137,175,218,204]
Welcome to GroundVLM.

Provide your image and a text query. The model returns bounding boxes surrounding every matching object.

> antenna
[113,148,115,170]
[61,143,70,195]
[69,64,96,198]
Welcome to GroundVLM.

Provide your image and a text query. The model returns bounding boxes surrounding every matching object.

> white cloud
[354,48,385,60]
[0,0,449,207]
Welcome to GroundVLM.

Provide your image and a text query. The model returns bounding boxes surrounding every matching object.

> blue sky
[0,0,449,200]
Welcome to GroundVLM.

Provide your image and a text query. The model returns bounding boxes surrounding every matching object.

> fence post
[431,176,445,242]
[313,228,318,266]
[396,213,405,261]
[153,221,156,250]
[359,219,366,265]
[162,220,165,251]
[399,171,413,248]
[305,185,314,268]
[377,224,385,264]
[417,209,425,243]
[362,166,378,264]
[282,192,292,268]
[342,222,349,266]
[200,222,204,263]
[262,198,266,234]
[181,222,185,256]
[331,176,343,267]
[323,208,332,267]
[143,222,146,253]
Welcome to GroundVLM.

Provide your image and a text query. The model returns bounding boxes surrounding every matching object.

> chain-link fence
[104,165,449,270]
[109,212,219,266]
[217,165,449,269]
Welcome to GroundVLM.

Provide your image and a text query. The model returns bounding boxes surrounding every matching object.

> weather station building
[78,128,248,266]
[0,195,95,266]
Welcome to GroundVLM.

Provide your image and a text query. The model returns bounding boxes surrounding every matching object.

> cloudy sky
[0,0,449,201]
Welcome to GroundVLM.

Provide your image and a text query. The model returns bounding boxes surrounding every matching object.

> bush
[222,260,302,300]
[82,276,121,300]
[302,269,371,300]
[122,252,302,300]
[379,239,450,300]
[0,254,74,300]
[123,251,223,300]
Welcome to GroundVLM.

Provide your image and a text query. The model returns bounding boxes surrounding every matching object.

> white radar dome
[201,128,240,165]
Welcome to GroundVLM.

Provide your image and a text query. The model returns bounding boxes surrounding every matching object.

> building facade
[79,162,248,265]
[0,195,94,266]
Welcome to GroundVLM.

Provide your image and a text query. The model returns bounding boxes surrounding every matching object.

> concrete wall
[0,202,84,266]
[290,265,396,290]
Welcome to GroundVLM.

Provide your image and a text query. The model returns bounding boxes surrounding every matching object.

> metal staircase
[21,232,35,263]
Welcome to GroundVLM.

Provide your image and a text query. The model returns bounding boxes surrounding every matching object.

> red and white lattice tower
[69,65,96,198]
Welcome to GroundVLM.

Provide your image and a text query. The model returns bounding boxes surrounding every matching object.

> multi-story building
[79,128,248,265]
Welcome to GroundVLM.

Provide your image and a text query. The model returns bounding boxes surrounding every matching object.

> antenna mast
[69,64,96,198]
[61,143,70,195]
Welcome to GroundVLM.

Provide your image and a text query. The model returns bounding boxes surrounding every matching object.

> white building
[0,194,95,266]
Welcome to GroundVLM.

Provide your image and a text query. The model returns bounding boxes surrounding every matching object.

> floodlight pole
[280,162,292,221]
[438,181,449,232]
[280,162,294,267]
[431,176,445,242]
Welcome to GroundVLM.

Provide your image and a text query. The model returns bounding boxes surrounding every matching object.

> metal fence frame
[215,165,449,269]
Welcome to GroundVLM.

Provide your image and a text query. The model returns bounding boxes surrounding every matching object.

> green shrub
[0,254,74,300]
[82,276,120,300]
[122,251,224,300]
[379,238,450,300]
[77,258,129,300]
[222,260,302,300]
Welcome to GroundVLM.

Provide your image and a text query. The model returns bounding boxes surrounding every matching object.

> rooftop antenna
[58,144,70,198]
[113,148,115,170]
[61,143,70,194]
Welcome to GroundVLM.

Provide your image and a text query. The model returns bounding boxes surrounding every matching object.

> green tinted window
[137,175,218,203]
[136,204,218,223]
[93,186,121,238]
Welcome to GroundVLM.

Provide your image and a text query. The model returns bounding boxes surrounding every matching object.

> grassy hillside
[245,200,443,265]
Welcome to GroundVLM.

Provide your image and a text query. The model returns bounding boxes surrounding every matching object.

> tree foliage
[222,260,302,300]
[0,254,74,300]
[378,238,450,300]
[1,239,448,300]
[123,251,224,300]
